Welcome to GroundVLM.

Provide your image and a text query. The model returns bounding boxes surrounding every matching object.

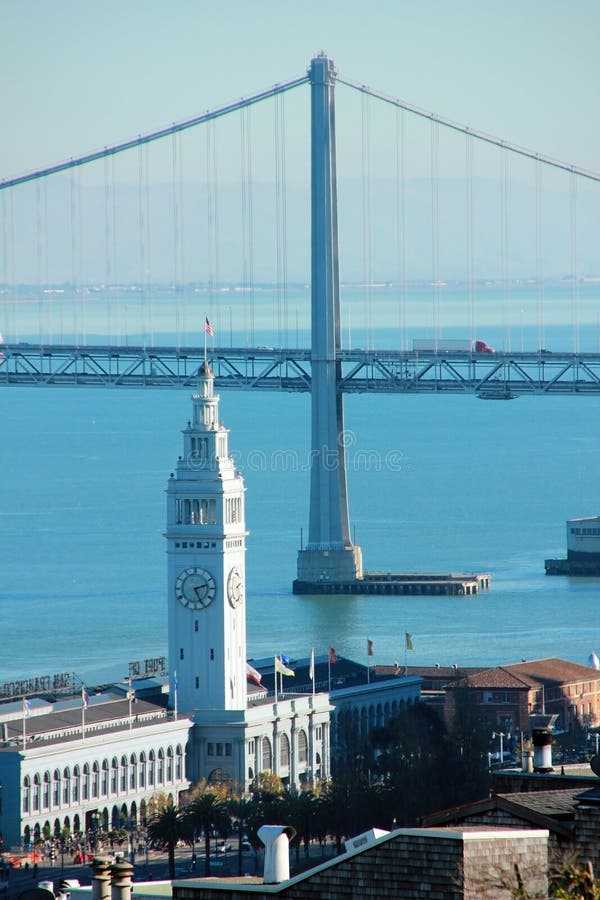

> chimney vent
[258,825,296,884]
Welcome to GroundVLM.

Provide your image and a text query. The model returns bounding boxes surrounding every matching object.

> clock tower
[166,362,247,713]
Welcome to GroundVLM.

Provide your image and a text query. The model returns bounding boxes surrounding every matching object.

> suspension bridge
[2,53,599,587]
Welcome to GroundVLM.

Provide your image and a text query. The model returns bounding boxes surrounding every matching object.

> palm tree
[283,788,318,863]
[185,792,230,876]
[228,795,257,876]
[146,800,185,880]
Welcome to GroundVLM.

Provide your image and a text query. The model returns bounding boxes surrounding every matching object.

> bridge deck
[1,344,600,395]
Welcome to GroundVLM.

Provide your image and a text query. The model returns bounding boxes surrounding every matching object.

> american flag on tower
[205,317,214,337]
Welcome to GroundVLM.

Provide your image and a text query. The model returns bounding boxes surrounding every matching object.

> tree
[185,790,230,876]
[282,788,318,863]
[228,795,258,876]
[146,800,185,880]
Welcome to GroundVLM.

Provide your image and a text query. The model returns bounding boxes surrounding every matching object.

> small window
[180,648,184,660]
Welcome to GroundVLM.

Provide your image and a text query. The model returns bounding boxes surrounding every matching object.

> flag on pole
[81,685,89,709]
[280,653,292,667]
[405,632,414,651]
[246,662,263,685]
[329,647,337,664]
[367,639,374,657]
[309,648,315,682]
[204,317,214,337]
[23,697,31,718]
[274,656,295,677]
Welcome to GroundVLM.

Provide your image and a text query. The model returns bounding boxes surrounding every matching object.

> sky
[2,0,600,181]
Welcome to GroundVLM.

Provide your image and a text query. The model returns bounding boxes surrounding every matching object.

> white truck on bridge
[413,339,494,353]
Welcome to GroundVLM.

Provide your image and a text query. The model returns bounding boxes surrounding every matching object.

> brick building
[443,658,600,735]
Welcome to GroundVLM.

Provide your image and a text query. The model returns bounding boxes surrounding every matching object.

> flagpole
[274,657,278,703]
[128,676,133,730]
[311,649,315,697]
[328,655,331,693]
[174,670,178,721]
[22,696,27,747]
[367,640,371,685]
[82,697,85,740]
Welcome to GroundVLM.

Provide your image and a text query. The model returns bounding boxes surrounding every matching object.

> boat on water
[477,387,516,400]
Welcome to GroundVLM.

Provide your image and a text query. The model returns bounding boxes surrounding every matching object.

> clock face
[227,566,244,608]
[176,567,216,610]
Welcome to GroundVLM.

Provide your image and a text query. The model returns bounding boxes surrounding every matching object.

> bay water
[1,284,600,686]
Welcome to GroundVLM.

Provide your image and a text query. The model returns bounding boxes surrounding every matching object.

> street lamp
[492,731,504,763]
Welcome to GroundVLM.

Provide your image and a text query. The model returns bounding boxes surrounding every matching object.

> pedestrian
[33,862,38,880]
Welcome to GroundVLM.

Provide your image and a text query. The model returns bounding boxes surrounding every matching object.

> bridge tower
[295,54,363,587]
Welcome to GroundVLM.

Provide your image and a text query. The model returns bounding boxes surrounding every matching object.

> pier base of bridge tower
[295,544,363,585]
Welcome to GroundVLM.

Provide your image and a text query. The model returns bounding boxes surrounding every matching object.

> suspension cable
[535,159,545,351]
[336,75,600,183]
[465,133,475,344]
[395,107,407,351]
[570,171,579,354]
[361,92,373,350]
[430,120,440,340]
[103,155,112,345]
[500,149,511,351]
[1,75,310,190]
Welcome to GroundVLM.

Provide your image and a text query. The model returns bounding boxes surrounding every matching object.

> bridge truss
[2,344,600,396]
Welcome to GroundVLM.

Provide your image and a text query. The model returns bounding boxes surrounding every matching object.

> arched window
[53,769,61,807]
[157,749,165,784]
[261,737,272,771]
[175,745,183,781]
[148,750,155,786]
[297,730,308,764]
[92,762,100,799]
[72,767,80,803]
[279,733,290,768]
[129,754,137,790]
[82,765,90,801]
[139,753,146,788]
[43,772,51,810]
[111,758,118,794]
[63,767,71,805]
[120,756,127,792]
[166,747,173,782]
[101,761,109,797]
[22,776,31,814]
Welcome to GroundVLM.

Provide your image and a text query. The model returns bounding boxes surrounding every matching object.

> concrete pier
[293,571,491,596]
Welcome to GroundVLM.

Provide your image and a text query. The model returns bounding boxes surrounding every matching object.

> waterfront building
[546,516,600,575]
[443,658,600,734]
[0,686,191,849]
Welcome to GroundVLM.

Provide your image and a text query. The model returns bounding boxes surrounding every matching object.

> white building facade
[0,697,191,848]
